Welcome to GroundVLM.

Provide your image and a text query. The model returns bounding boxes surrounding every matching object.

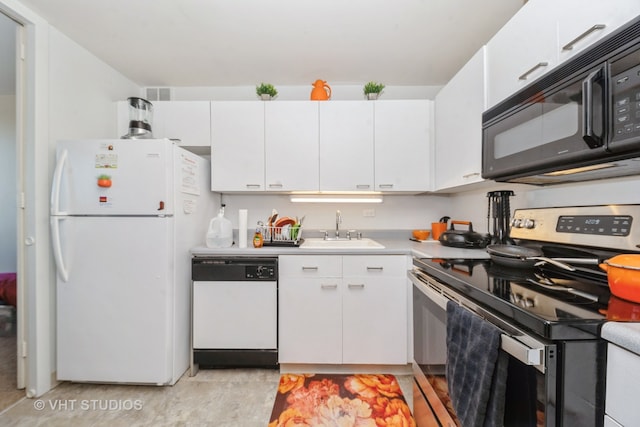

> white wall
[447,176,640,234]
[48,28,140,141]
[0,94,16,272]
[218,193,452,234]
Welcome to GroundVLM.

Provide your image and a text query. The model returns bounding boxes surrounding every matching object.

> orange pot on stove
[599,254,640,303]
[310,80,331,100]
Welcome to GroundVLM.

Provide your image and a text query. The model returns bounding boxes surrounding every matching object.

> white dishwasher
[191,256,278,373]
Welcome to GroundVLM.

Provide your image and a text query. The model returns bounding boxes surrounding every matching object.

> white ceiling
[15,0,524,88]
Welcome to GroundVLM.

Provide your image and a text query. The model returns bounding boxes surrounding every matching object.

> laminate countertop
[191,238,491,260]
[602,322,640,355]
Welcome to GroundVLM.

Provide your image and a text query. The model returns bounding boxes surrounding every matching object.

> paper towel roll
[238,209,248,248]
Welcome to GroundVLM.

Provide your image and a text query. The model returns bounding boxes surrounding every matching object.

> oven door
[482,64,607,183]
[411,270,554,427]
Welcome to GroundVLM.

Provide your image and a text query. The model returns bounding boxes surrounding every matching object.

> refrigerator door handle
[51,216,69,282]
[50,148,68,215]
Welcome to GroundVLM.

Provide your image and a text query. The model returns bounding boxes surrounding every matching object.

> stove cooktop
[413,257,640,341]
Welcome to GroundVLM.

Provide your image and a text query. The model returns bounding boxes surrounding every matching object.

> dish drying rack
[260,225,303,247]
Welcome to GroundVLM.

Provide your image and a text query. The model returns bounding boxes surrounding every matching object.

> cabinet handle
[245,184,261,189]
[462,172,480,179]
[518,62,549,81]
[348,283,365,289]
[366,266,384,271]
[356,184,371,189]
[268,183,283,188]
[562,24,606,51]
[378,184,394,189]
[302,266,319,271]
[321,283,338,289]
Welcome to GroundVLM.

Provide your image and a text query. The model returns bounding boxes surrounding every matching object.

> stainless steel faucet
[335,210,342,238]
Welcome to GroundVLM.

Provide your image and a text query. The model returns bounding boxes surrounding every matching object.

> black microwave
[482,15,640,185]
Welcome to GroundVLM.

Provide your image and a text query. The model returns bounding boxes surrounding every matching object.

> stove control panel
[556,215,631,236]
[510,205,640,251]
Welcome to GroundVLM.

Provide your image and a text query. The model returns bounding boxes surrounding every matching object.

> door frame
[1,0,55,398]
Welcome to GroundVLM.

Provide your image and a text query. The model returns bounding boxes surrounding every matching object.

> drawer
[342,255,406,277]
[279,255,342,277]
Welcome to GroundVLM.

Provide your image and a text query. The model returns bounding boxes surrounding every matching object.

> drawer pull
[356,184,371,189]
[321,283,338,289]
[562,24,606,51]
[268,183,283,188]
[378,184,394,189]
[518,62,549,80]
[348,283,365,289]
[366,266,384,271]
[302,266,319,271]
[245,184,261,189]
[462,172,480,179]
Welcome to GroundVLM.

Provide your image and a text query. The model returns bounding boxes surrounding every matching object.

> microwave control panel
[611,58,640,144]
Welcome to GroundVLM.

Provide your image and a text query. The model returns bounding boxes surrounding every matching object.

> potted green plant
[256,83,278,100]
[363,81,385,100]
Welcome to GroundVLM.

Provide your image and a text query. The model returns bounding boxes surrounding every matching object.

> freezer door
[55,216,177,384]
[52,139,174,216]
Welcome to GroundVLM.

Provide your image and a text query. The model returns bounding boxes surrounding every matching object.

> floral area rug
[268,373,416,426]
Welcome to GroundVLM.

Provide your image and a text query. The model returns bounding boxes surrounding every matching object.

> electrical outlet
[363,209,376,217]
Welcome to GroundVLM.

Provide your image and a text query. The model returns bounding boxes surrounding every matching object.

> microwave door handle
[581,68,604,149]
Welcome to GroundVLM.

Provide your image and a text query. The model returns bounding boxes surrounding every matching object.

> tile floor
[0,369,414,427]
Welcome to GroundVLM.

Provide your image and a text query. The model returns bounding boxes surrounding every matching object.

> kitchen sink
[300,238,385,249]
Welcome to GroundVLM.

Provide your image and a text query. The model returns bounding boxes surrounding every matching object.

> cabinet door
[558,1,640,64]
[486,0,557,108]
[606,343,640,426]
[210,101,265,191]
[154,101,211,151]
[319,101,374,191]
[374,100,433,191]
[265,102,319,192]
[435,47,486,190]
[342,256,407,364]
[279,255,342,364]
[279,276,342,364]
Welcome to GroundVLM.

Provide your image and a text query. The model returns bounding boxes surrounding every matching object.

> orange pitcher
[310,80,331,100]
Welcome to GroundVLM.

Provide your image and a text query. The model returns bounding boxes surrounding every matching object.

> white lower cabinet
[278,255,342,364]
[605,343,640,426]
[279,255,407,365]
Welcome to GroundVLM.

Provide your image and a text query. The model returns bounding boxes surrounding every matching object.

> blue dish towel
[446,301,509,427]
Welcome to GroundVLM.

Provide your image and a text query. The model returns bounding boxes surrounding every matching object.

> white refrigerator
[50,139,215,385]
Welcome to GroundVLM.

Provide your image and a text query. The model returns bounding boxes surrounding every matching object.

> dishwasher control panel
[245,264,276,280]
[192,257,278,281]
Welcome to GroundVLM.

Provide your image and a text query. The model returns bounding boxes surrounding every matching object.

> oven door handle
[412,272,546,372]
[501,335,542,367]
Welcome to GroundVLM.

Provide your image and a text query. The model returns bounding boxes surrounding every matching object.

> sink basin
[300,238,385,249]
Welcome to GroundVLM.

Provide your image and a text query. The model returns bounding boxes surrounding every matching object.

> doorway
[0,10,25,409]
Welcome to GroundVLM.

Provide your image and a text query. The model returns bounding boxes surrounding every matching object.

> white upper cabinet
[435,47,486,191]
[153,101,211,151]
[116,100,211,154]
[265,102,319,192]
[374,100,433,192]
[486,0,557,109]
[557,1,640,64]
[207,100,432,193]
[487,0,640,109]
[210,101,265,192]
[319,102,375,191]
